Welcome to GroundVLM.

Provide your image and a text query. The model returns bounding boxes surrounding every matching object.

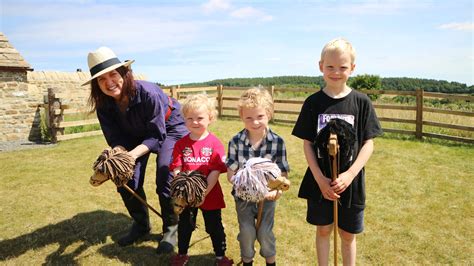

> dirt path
[0,140,56,152]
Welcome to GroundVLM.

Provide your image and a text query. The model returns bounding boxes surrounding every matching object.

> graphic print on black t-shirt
[317,114,354,159]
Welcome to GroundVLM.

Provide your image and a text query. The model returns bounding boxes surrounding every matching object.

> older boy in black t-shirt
[292,38,382,265]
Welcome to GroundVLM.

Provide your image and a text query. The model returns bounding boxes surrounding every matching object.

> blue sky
[1,0,473,85]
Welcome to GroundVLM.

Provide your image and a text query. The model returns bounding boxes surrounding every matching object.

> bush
[349,74,382,100]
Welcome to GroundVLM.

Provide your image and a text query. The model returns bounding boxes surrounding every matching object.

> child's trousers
[234,197,276,261]
[177,207,227,256]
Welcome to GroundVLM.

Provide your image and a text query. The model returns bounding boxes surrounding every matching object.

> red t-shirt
[170,132,227,210]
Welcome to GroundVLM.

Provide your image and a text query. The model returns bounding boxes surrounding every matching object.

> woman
[84,46,188,254]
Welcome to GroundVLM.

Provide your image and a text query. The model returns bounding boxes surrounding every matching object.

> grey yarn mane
[231,157,281,202]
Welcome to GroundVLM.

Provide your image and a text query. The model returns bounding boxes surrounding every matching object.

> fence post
[47,88,62,143]
[415,88,424,139]
[177,85,181,100]
[171,86,176,99]
[270,85,275,123]
[217,85,223,118]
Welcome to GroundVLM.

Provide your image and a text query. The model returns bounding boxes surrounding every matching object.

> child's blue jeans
[234,196,276,261]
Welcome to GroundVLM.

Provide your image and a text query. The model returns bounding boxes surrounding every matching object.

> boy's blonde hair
[181,94,218,122]
[320,37,356,64]
[237,87,274,118]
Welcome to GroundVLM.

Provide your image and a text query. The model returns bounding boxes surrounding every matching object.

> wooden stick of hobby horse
[123,184,163,218]
[257,177,290,231]
[256,200,264,231]
[328,133,339,266]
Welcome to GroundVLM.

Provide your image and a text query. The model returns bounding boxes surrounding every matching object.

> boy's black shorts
[306,199,364,234]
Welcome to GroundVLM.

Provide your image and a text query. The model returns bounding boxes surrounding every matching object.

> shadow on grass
[0,210,137,264]
[0,210,222,265]
[98,244,216,265]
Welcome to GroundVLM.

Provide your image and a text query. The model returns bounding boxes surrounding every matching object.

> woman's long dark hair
[88,66,136,113]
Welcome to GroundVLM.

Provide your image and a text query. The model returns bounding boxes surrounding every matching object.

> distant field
[57,88,473,141]
[247,98,474,139]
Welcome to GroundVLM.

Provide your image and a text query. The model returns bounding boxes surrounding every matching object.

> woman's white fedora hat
[82,46,134,85]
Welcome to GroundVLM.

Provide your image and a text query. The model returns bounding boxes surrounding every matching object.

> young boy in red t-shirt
[169,94,233,266]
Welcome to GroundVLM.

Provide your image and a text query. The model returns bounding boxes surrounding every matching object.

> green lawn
[0,119,472,265]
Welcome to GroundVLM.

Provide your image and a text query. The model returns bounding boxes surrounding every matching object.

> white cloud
[3,2,196,21]
[202,0,232,13]
[5,3,203,55]
[264,57,281,61]
[5,0,472,85]
[12,17,200,54]
[438,22,474,31]
[230,7,273,22]
[201,1,273,22]
[333,0,429,15]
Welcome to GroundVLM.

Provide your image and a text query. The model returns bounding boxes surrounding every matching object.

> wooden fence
[43,86,474,144]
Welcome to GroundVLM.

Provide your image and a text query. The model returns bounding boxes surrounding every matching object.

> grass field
[0,119,473,265]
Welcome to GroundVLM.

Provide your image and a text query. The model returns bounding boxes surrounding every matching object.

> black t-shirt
[291,89,382,209]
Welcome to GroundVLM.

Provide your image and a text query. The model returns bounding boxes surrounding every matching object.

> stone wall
[0,70,27,82]
[0,71,90,142]
[28,71,93,108]
[0,70,145,142]
[0,80,43,142]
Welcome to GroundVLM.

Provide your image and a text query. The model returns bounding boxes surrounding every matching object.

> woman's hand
[127,144,150,160]
[127,151,138,161]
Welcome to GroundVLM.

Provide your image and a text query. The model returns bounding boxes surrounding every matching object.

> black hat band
[90,57,121,77]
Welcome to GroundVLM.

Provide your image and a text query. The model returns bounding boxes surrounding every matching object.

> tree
[349,74,382,100]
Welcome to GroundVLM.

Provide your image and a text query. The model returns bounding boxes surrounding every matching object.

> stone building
[0,33,33,82]
[0,32,94,142]
[0,32,42,142]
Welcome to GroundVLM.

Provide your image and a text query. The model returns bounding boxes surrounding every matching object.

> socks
[242,260,275,266]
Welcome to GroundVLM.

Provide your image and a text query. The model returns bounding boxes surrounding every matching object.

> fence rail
[43,86,474,144]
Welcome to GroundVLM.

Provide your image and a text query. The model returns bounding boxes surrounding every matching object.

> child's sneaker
[216,256,234,266]
[171,254,189,266]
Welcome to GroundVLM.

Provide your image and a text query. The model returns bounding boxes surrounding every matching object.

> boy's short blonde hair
[320,37,356,64]
[181,94,218,122]
[237,87,274,118]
